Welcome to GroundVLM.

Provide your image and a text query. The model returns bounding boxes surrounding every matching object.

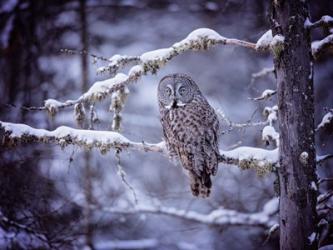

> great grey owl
[158,73,220,197]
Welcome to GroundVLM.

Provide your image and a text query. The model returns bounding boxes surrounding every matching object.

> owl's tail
[190,171,212,198]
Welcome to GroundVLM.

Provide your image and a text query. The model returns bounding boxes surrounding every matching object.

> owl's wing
[160,109,178,160]
[202,105,220,176]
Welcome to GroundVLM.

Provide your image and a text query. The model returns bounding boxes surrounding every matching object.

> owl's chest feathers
[164,103,208,141]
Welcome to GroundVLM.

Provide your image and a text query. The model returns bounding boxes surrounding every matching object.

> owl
[158,73,220,197]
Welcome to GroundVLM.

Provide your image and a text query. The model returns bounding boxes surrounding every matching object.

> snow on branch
[312,34,333,59]
[0,121,278,172]
[27,28,259,115]
[250,66,275,85]
[97,197,279,229]
[0,121,165,154]
[317,154,333,165]
[305,16,333,30]
[316,109,333,131]
[250,89,277,101]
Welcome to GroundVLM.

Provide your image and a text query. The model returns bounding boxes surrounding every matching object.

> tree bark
[271,1,317,249]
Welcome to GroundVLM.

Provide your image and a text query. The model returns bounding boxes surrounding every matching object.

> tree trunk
[271,1,317,249]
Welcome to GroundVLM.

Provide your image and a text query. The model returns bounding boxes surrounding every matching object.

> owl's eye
[165,87,172,96]
[178,86,186,96]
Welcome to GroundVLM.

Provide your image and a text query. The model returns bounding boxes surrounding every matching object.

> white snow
[262,125,279,146]
[322,15,333,23]
[0,121,166,154]
[308,232,316,244]
[185,28,225,41]
[140,48,173,63]
[128,65,144,77]
[173,28,226,50]
[82,73,128,101]
[312,34,333,56]
[221,146,279,164]
[270,34,285,47]
[255,30,273,50]
[0,121,130,145]
[252,89,276,100]
[311,181,318,191]
[304,17,312,28]
[262,197,279,216]
[44,98,65,114]
[316,110,333,130]
[263,105,278,125]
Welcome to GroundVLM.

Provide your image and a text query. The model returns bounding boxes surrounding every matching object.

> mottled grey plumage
[158,73,220,197]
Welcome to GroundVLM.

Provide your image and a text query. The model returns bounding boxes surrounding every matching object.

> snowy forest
[0,0,333,249]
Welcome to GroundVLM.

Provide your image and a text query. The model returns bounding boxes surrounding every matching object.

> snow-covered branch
[312,34,333,59]
[316,109,333,131]
[0,121,279,172]
[250,66,275,85]
[250,89,277,101]
[26,28,259,115]
[0,121,165,154]
[97,197,279,229]
[305,16,333,30]
[317,154,333,165]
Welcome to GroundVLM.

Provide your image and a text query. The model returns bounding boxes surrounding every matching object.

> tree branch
[0,121,278,173]
[305,16,333,30]
[312,34,333,59]
[23,28,258,115]
[316,109,333,131]
[249,89,277,101]
[250,66,275,85]
[95,197,279,229]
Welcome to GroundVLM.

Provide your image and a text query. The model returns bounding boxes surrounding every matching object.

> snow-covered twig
[317,154,333,165]
[97,197,279,229]
[255,30,273,51]
[316,109,333,131]
[250,67,275,85]
[96,55,141,75]
[26,28,259,115]
[110,87,129,131]
[0,121,279,171]
[305,16,333,30]
[250,89,277,101]
[312,34,333,59]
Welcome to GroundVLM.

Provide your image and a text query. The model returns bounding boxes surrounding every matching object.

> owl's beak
[165,98,186,109]
[171,100,178,109]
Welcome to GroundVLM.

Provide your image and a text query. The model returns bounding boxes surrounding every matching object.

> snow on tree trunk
[271,1,317,249]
